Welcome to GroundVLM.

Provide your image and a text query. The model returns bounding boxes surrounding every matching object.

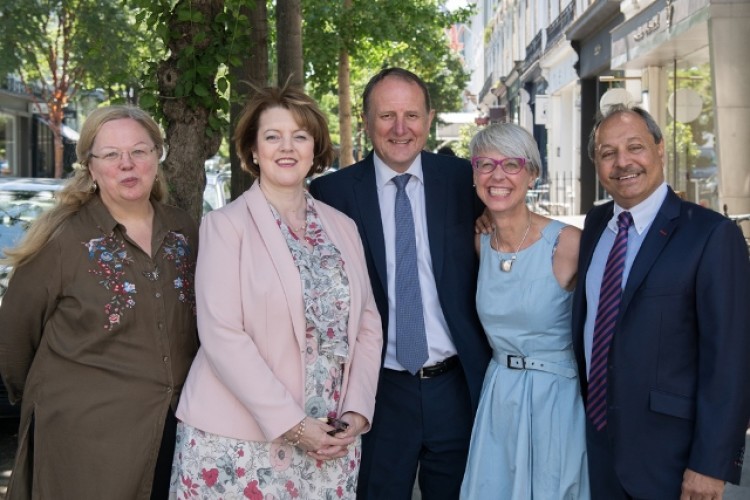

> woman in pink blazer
[170,85,382,499]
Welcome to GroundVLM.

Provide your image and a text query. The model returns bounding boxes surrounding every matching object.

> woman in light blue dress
[461,124,590,499]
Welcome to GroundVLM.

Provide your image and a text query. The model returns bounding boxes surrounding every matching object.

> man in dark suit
[572,104,750,499]
[309,67,490,500]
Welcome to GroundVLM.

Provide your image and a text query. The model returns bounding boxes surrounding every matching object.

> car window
[0,189,58,257]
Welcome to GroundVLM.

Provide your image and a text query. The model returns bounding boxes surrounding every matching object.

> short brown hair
[234,84,335,178]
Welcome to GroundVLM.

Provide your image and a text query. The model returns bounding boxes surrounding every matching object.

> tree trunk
[49,105,65,178]
[338,47,354,167]
[158,0,224,222]
[337,0,354,167]
[276,0,303,87]
[229,0,268,200]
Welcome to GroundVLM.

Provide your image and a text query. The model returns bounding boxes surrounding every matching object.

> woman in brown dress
[0,105,198,499]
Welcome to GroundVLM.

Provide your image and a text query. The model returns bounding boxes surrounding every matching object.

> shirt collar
[373,152,424,191]
[609,182,668,235]
[85,195,185,238]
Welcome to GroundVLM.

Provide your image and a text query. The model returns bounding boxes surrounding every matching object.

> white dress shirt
[373,153,457,370]
[584,182,668,376]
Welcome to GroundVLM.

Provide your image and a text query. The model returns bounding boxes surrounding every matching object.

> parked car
[203,170,231,215]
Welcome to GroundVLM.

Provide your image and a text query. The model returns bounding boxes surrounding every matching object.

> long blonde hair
[2,105,168,270]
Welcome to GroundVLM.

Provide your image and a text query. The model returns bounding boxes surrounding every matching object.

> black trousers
[151,407,177,500]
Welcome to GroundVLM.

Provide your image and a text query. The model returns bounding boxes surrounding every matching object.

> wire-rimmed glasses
[90,146,157,165]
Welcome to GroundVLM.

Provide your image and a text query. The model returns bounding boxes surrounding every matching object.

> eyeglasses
[471,156,527,175]
[89,146,157,164]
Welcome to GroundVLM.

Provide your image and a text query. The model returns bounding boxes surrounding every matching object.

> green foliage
[303,0,472,140]
[126,0,254,136]
[454,123,478,158]
[0,0,146,100]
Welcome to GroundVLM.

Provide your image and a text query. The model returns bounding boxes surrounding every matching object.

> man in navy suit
[572,104,750,499]
[309,68,490,499]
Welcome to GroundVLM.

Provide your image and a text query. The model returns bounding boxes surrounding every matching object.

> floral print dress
[171,195,360,499]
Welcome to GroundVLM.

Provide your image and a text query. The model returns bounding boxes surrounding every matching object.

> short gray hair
[588,104,663,161]
[469,123,541,177]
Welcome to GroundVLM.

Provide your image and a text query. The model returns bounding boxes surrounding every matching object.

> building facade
[465,0,750,217]
[1,75,77,179]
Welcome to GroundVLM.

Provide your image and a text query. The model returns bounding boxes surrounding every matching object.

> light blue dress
[460,220,590,499]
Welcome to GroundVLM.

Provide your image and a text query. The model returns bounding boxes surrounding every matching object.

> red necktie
[587,211,633,431]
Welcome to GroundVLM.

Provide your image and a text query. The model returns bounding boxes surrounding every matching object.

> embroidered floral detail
[84,232,136,331]
[161,231,197,314]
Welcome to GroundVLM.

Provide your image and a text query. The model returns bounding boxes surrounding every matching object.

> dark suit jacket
[572,188,750,497]
[309,151,491,409]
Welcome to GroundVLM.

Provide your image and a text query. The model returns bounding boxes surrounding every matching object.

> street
[0,419,746,499]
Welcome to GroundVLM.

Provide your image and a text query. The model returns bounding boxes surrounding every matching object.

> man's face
[594,111,665,209]
[364,76,435,173]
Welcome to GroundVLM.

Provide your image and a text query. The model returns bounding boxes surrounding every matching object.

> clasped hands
[284,412,368,461]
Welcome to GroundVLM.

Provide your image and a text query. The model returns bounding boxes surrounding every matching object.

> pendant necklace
[494,217,532,273]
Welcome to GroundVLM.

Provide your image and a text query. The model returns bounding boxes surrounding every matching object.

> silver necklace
[494,218,532,272]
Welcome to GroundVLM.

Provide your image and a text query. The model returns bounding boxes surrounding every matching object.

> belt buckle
[418,359,444,379]
[506,355,525,370]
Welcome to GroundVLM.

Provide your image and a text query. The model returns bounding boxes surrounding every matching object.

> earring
[90,180,98,193]
[253,157,258,165]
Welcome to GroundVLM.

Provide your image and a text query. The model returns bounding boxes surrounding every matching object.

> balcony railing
[547,3,575,46]
[479,73,494,103]
[525,30,543,65]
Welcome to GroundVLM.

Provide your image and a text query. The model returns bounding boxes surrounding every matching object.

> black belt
[417,355,459,379]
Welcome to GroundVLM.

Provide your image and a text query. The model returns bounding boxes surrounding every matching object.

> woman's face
[88,118,158,211]
[254,107,315,190]
[473,150,534,215]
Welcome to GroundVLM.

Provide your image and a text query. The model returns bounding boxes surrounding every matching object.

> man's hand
[474,208,494,234]
[680,468,725,500]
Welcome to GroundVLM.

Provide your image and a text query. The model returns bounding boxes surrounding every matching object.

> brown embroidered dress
[0,197,198,500]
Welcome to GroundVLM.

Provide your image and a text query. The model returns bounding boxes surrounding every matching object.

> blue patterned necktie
[393,174,428,374]
[587,211,634,430]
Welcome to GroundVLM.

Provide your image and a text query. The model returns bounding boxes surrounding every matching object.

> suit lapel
[352,158,388,296]
[620,189,681,311]
[244,184,306,350]
[423,155,447,284]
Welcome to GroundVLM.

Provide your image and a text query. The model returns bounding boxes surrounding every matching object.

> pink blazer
[176,182,382,442]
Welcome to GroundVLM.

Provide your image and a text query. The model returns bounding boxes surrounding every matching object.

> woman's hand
[286,417,354,461]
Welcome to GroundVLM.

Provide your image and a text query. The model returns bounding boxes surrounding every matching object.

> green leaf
[194,83,209,97]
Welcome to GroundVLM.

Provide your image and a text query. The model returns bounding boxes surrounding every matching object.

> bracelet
[284,417,306,447]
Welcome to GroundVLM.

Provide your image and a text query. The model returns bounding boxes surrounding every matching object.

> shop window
[664,61,716,210]
[0,113,14,177]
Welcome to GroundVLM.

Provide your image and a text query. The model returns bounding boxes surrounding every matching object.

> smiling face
[473,151,534,216]
[88,118,158,212]
[253,106,315,191]
[594,111,665,209]
[364,76,435,173]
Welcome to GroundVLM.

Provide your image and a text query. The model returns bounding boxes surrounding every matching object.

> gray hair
[469,123,541,177]
[588,104,663,160]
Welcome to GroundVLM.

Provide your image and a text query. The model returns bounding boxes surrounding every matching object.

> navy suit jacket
[309,151,491,409]
[572,188,750,497]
